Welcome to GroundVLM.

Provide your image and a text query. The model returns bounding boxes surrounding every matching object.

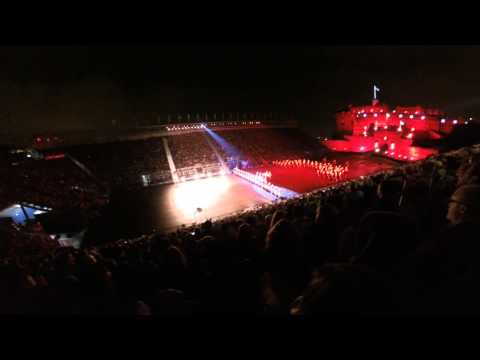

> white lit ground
[161,174,275,231]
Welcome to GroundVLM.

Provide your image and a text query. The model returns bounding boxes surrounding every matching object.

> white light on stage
[453,120,458,124]
[441,119,446,123]
[173,176,231,218]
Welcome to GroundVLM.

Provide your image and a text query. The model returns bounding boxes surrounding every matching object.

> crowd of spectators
[168,133,220,169]
[67,138,172,187]
[0,154,103,212]
[0,219,58,260]
[0,150,105,260]
[213,128,325,166]
[1,142,479,315]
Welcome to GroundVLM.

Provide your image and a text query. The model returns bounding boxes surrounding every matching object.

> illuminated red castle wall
[325,99,471,162]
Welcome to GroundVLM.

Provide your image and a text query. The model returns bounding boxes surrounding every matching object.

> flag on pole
[374,85,380,100]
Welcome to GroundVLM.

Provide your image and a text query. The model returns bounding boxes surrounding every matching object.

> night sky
[0,45,479,136]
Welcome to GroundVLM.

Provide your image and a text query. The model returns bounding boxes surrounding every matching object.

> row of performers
[272,158,349,179]
[233,168,285,197]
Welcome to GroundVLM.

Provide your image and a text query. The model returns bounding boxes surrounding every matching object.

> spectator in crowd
[262,219,311,314]
[399,184,480,314]
[290,263,394,316]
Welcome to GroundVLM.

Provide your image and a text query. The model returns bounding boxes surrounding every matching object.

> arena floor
[90,174,273,240]
[155,174,274,231]
[86,153,399,243]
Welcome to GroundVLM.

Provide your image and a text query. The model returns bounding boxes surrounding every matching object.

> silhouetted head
[376,177,405,209]
[447,185,480,225]
[290,264,392,315]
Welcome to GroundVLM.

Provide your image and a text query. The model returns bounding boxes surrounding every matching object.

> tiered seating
[213,128,323,166]
[168,132,219,169]
[67,137,171,186]
[0,156,101,211]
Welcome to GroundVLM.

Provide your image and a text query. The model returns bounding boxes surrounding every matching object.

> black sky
[0,45,479,136]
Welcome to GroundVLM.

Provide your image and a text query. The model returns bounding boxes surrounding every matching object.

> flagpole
[373,85,380,105]
[373,85,380,100]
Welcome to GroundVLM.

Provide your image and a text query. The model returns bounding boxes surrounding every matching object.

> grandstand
[1,115,480,315]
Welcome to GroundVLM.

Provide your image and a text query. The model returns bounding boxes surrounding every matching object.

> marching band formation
[272,158,350,180]
[233,158,350,198]
[233,168,285,198]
